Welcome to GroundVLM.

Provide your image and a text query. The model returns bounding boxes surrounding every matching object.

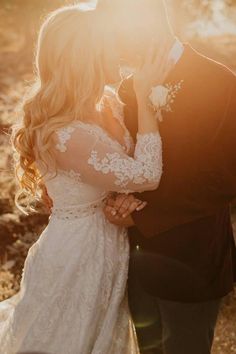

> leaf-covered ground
[0,3,236,354]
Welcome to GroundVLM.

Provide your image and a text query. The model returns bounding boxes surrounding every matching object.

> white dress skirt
[0,94,162,354]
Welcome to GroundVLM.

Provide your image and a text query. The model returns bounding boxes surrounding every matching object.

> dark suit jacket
[119,45,236,302]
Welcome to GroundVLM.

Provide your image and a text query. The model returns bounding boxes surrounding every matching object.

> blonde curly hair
[11,4,118,211]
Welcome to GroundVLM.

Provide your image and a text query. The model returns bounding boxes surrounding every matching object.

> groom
[100,0,236,353]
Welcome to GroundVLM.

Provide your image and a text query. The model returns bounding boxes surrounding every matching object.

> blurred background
[0,1,235,353]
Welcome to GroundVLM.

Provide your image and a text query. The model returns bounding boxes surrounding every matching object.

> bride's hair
[12,5,115,210]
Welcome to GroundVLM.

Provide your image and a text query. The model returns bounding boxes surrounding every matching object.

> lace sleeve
[54,122,162,193]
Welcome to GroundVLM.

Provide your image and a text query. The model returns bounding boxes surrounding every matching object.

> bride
[0,4,169,354]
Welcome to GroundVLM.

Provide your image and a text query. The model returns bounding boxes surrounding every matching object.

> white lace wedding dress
[0,93,162,354]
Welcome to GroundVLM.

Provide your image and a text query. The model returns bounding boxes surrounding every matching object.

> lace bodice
[44,93,163,218]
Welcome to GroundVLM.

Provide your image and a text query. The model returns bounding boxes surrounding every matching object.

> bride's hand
[105,194,147,218]
[133,41,174,102]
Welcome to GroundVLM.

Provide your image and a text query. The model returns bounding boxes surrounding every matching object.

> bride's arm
[54,45,173,194]
[54,122,162,193]
[133,42,173,135]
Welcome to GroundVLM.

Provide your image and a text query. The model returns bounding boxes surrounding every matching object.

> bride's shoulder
[53,119,116,154]
[52,123,76,153]
[52,120,87,153]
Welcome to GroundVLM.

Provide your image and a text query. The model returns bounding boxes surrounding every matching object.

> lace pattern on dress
[55,91,134,155]
[56,121,124,153]
[51,199,106,220]
[56,126,77,152]
[88,132,162,188]
[57,169,83,184]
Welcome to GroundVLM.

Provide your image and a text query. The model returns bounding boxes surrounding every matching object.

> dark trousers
[128,250,221,354]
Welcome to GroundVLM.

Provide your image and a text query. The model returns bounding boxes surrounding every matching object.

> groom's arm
[118,75,236,238]
[132,76,236,237]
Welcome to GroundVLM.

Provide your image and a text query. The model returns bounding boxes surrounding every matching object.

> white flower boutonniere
[149,80,184,122]
[149,86,169,109]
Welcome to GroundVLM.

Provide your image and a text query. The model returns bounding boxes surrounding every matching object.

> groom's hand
[103,193,147,226]
[104,208,135,227]
[106,194,147,218]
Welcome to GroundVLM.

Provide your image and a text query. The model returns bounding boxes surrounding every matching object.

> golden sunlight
[0,1,235,354]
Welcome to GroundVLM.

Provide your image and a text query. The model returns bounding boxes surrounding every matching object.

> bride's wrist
[137,95,155,115]
[136,91,149,103]
[137,97,159,132]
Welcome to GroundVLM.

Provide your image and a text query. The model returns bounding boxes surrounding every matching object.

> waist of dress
[50,197,106,220]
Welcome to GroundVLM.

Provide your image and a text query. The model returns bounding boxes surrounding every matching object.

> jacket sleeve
[217,79,236,196]
[130,76,236,237]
